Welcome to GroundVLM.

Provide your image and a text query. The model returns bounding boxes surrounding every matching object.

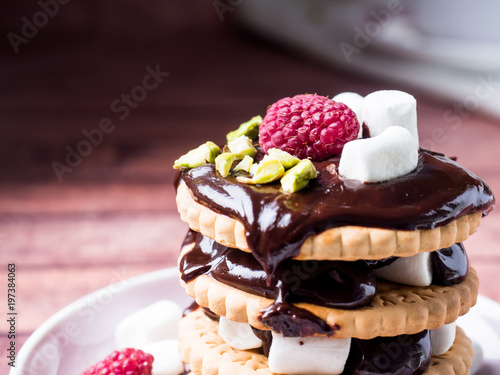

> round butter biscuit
[179,309,473,375]
[180,268,478,340]
[176,182,482,261]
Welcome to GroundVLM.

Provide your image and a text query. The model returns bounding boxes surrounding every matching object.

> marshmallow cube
[218,316,263,350]
[430,322,457,356]
[333,92,364,138]
[362,90,419,144]
[115,300,183,348]
[339,126,418,183]
[268,333,351,374]
[139,340,185,375]
[373,252,433,287]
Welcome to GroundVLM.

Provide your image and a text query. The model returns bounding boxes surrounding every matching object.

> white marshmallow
[362,90,419,144]
[373,252,433,287]
[339,126,418,183]
[268,332,351,374]
[115,300,183,348]
[430,322,457,356]
[218,316,263,350]
[333,92,364,138]
[139,340,184,375]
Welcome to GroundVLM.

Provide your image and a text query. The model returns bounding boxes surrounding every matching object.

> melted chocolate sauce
[180,230,375,336]
[343,330,431,375]
[431,243,468,286]
[179,149,494,275]
[180,230,376,310]
[251,327,273,356]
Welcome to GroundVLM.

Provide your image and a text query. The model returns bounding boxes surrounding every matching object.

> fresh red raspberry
[259,94,360,161]
[82,348,154,375]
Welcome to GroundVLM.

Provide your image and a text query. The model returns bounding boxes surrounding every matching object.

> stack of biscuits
[173,91,494,375]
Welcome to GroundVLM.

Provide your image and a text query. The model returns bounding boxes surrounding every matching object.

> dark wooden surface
[1,1,499,370]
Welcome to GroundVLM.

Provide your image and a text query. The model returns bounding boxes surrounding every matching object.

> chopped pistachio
[173,141,221,170]
[227,135,257,159]
[233,155,254,173]
[226,115,262,142]
[215,153,236,177]
[237,159,284,184]
[281,159,317,193]
[263,148,300,169]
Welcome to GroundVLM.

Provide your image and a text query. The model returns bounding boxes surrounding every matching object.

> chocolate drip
[180,231,376,310]
[180,149,494,275]
[251,328,273,356]
[259,296,339,337]
[431,243,468,286]
[343,330,432,375]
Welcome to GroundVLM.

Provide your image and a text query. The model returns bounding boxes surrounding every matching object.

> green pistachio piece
[227,135,257,159]
[215,152,236,177]
[226,115,262,142]
[237,159,284,184]
[173,141,221,170]
[233,155,254,173]
[263,148,300,169]
[280,159,317,193]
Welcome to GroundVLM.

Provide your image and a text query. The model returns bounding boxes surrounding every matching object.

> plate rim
[13,267,179,374]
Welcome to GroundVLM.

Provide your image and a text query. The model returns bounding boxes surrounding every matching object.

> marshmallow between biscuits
[268,333,351,374]
[373,252,433,287]
[218,316,263,350]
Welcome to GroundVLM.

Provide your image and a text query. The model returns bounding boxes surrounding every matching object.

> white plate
[12,268,500,374]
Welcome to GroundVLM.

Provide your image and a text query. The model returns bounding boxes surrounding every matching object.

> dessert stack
[173,91,494,375]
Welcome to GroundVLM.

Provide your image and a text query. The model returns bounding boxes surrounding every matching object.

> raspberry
[82,348,154,375]
[259,94,360,161]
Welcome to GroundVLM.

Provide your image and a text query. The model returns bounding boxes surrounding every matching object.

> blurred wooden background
[1,0,499,369]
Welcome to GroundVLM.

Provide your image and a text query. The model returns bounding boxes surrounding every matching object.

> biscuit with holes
[179,309,473,375]
[180,268,478,339]
[176,182,482,261]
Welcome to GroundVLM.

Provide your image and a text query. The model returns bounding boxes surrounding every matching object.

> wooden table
[1,6,499,369]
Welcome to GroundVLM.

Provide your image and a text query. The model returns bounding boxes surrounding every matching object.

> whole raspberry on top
[82,348,154,375]
[259,94,360,161]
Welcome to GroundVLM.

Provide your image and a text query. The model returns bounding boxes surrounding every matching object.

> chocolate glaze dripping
[180,230,376,336]
[179,149,494,276]
[180,230,376,310]
[343,330,432,375]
